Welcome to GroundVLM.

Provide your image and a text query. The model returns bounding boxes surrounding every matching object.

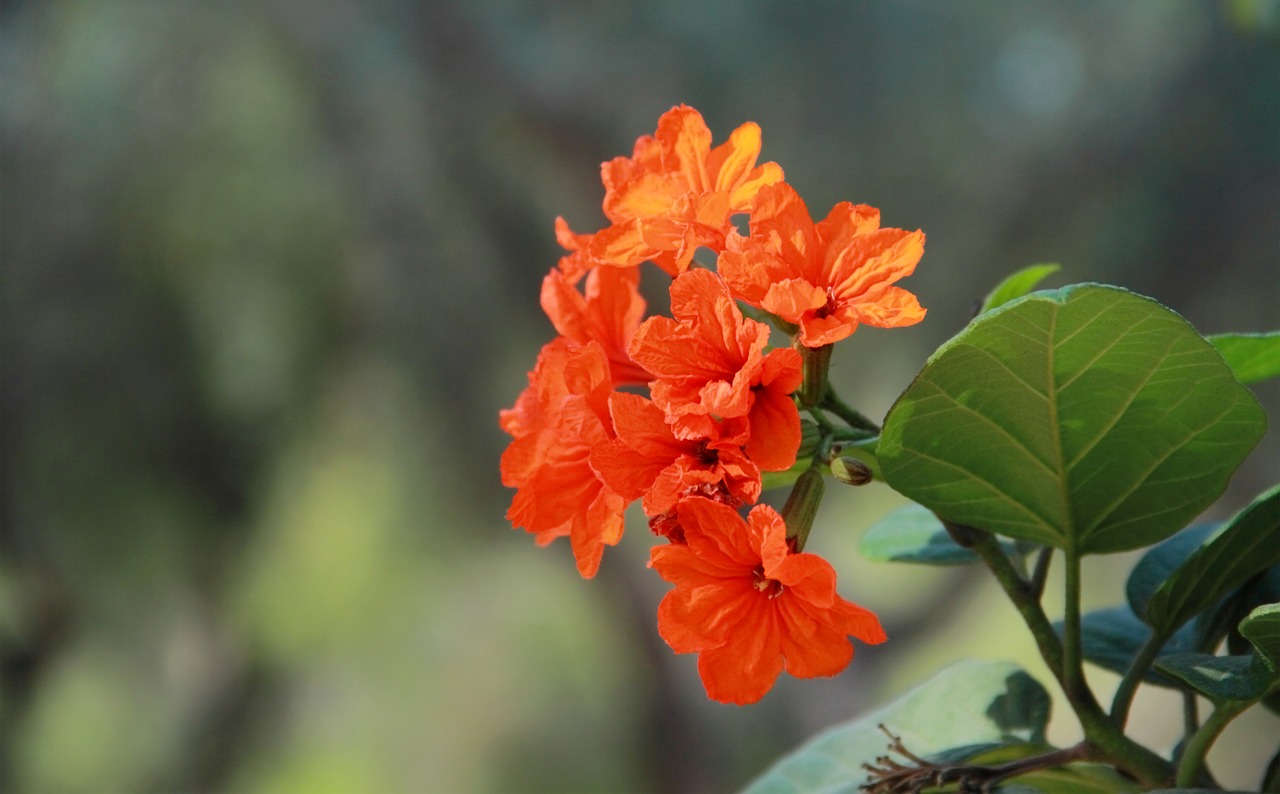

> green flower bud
[830,456,873,486]
[781,465,825,552]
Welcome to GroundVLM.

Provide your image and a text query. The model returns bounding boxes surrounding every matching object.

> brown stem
[861,725,1092,793]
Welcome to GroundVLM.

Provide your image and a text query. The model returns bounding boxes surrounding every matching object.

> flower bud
[830,456,873,486]
[781,465,825,552]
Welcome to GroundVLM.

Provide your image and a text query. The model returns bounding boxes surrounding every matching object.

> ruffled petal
[745,382,802,472]
[589,438,665,501]
[775,594,855,679]
[769,552,838,608]
[656,105,713,192]
[729,161,785,210]
[830,228,926,303]
[707,121,762,193]
[678,496,760,569]
[827,598,888,645]
[851,285,927,328]
[570,487,627,579]
[695,597,784,704]
[759,278,827,324]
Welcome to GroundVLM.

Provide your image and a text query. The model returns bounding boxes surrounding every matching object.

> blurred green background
[2,1,1278,792]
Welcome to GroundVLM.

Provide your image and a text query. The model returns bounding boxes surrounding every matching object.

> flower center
[695,441,720,466]
[812,287,839,319]
[752,565,784,598]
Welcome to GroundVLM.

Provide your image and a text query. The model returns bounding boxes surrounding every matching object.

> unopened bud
[781,466,825,552]
[830,456,873,486]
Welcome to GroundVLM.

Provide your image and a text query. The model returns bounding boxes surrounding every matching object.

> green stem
[797,344,832,408]
[946,523,1174,786]
[1179,690,1199,761]
[1061,550,1090,712]
[805,406,836,434]
[820,384,880,434]
[942,521,1063,675]
[1176,698,1254,787]
[1029,546,1053,600]
[1062,549,1175,786]
[1110,631,1168,728]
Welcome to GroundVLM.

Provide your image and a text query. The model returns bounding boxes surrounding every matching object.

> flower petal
[695,597,783,704]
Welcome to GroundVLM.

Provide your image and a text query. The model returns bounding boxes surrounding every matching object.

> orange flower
[628,268,803,472]
[719,182,926,348]
[500,339,625,579]
[541,266,650,386]
[557,105,784,279]
[649,497,887,705]
[590,392,761,518]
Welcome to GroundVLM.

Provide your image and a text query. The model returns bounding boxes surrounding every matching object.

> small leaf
[742,660,1051,793]
[1240,603,1280,671]
[879,285,1266,555]
[980,263,1062,314]
[1155,652,1265,701]
[1074,606,1195,686]
[1144,486,1280,638]
[1127,523,1219,622]
[1208,331,1280,384]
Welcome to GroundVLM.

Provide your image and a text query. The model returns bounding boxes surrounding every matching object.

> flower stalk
[797,343,832,408]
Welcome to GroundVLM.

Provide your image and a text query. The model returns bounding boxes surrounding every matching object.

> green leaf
[1195,565,1279,655]
[859,504,1031,565]
[1127,523,1219,624]
[1155,652,1266,701]
[858,503,1003,565]
[1144,487,1280,637]
[1240,603,1280,671]
[1207,331,1280,384]
[879,284,1267,555]
[1008,764,1142,794]
[980,263,1062,315]
[742,660,1051,794]
[1074,606,1195,686]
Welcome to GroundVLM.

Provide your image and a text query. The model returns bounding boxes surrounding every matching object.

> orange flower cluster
[500,105,924,704]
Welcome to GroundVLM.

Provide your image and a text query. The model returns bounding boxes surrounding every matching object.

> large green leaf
[879,284,1267,555]
[1143,486,1280,637]
[1207,331,1280,384]
[980,263,1062,315]
[743,660,1050,794]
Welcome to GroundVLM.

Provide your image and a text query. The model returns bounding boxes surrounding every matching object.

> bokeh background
[3,1,1278,791]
